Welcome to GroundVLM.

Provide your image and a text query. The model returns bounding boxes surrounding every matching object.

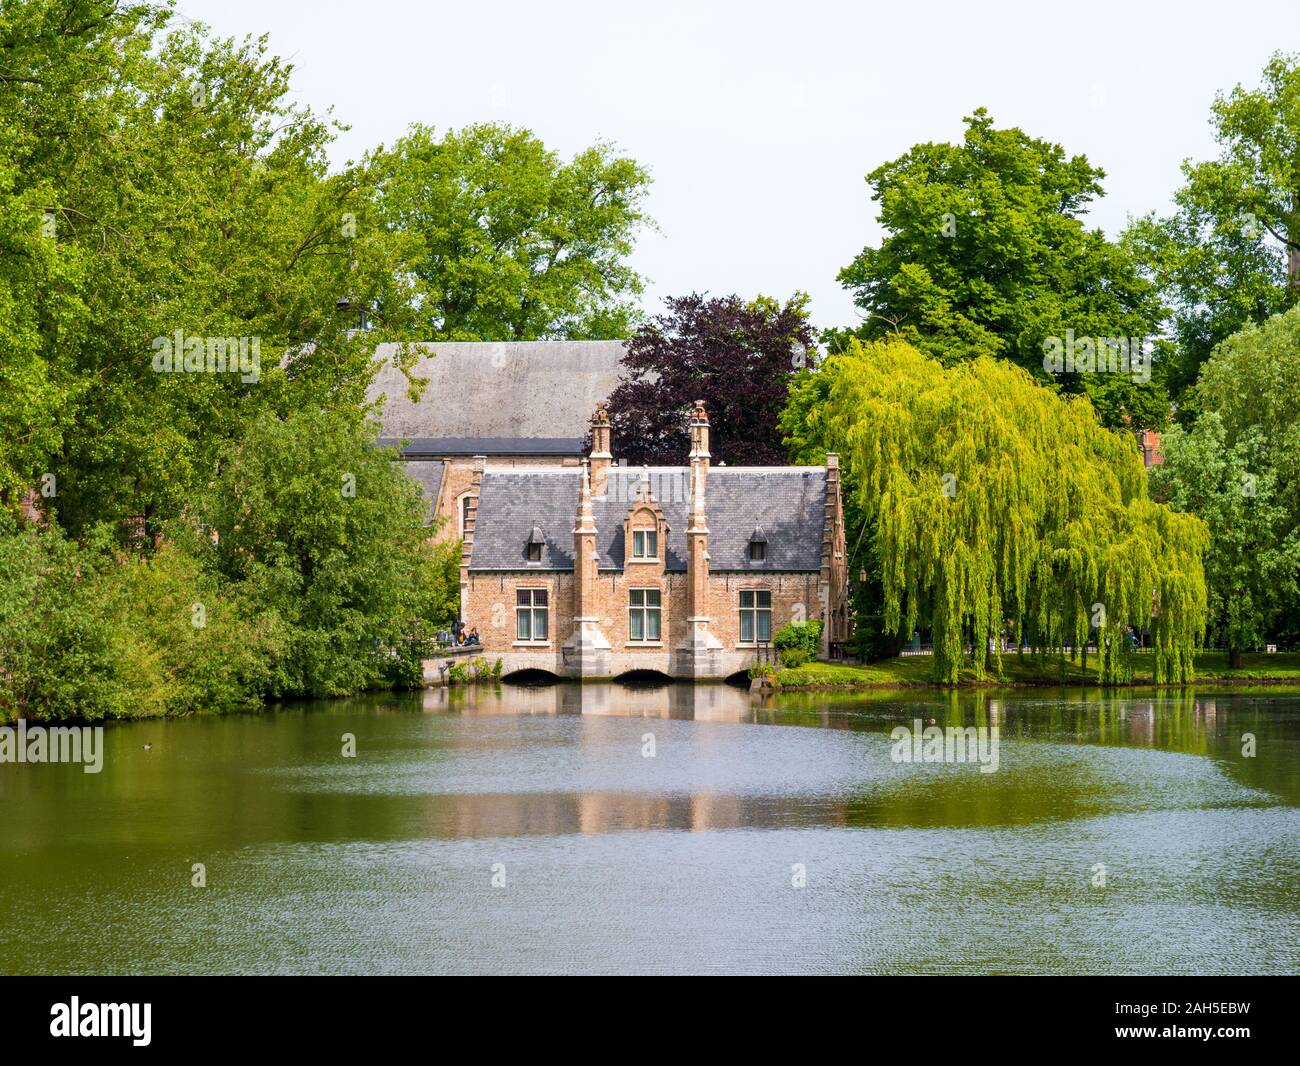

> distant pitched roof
[367,340,626,444]
[379,436,584,457]
[469,467,827,572]
[401,460,444,527]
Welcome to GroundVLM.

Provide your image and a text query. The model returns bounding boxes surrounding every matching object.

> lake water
[2,683,1298,975]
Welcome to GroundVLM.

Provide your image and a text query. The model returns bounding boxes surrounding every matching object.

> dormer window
[748,526,768,563]
[526,526,545,563]
[632,529,657,559]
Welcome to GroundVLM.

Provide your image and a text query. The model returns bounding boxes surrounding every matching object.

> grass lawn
[772,651,1300,689]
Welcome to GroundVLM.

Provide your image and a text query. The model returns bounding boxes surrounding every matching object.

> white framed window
[516,588,549,641]
[631,529,658,559]
[628,588,662,642]
[739,590,772,643]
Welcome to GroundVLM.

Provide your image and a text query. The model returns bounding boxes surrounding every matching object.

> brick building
[370,341,850,680]
[1138,428,1165,468]
[367,340,626,538]
[462,402,849,680]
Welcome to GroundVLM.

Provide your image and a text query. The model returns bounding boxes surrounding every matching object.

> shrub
[386,641,427,689]
[779,647,811,668]
[0,518,284,721]
[747,661,777,680]
[774,619,822,659]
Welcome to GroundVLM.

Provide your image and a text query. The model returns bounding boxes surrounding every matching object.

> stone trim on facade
[461,401,850,680]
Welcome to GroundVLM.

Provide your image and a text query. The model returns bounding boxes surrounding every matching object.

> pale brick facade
[462,402,849,681]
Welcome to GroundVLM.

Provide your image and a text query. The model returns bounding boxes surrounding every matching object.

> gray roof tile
[367,340,626,440]
[379,436,584,457]
[401,461,444,527]
[469,467,827,572]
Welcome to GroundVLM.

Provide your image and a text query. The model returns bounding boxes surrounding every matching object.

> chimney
[689,399,710,495]
[675,452,722,677]
[589,402,612,496]
[573,460,598,621]
[563,459,612,677]
[685,454,709,619]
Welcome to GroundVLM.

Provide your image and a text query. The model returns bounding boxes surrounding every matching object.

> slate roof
[401,461,445,527]
[379,436,585,457]
[469,467,828,572]
[367,340,626,443]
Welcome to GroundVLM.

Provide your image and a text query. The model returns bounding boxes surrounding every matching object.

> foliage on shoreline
[0,516,284,721]
[773,652,1300,690]
[0,410,460,723]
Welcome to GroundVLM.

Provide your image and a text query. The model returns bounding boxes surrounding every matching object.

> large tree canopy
[837,109,1168,429]
[1150,415,1298,666]
[784,338,1208,683]
[1150,305,1300,660]
[372,122,653,341]
[1125,52,1300,404]
[0,2,456,719]
[0,0,415,538]
[605,292,815,466]
[201,407,459,698]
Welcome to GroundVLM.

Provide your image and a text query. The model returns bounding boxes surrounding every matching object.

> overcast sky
[177,0,1300,333]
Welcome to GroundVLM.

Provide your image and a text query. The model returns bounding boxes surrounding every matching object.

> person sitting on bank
[466,627,480,646]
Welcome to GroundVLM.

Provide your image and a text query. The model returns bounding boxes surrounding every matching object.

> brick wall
[431,454,576,543]
[464,568,822,677]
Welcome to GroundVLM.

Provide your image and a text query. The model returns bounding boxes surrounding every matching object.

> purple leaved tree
[605,293,815,466]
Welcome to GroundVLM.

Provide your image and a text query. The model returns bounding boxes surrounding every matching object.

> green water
[1,684,1297,974]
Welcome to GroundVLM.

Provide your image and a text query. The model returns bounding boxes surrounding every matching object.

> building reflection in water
[414,680,811,835]
[421,679,755,721]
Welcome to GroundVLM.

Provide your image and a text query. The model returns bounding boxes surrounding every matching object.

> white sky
[176,0,1300,333]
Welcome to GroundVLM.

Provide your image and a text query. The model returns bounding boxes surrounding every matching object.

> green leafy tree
[0,2,415,537]
[782,363,903,661]
[1150,416,1299,666]
[0,0,155,504]
[837,109,1168,429]
[1151,305,1300,656]
[201,408,459,697]
[373,122,653,340]
[785,337,1208,684]
[1125,53,1300,404]
[0,515,283,721]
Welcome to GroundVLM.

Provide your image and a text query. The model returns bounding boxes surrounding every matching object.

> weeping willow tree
[789,338,1208,683]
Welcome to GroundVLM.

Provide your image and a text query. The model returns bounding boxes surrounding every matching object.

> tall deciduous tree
[605,293,815,466]
[1150,305,1300,658]
[1125,53,1300,403]
[372,122,653,341]
[1150,416,1298,667]
[837,109,1168,429]
[786,337,1208,684]
[201,408,460,698]
[0,1,415,537]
